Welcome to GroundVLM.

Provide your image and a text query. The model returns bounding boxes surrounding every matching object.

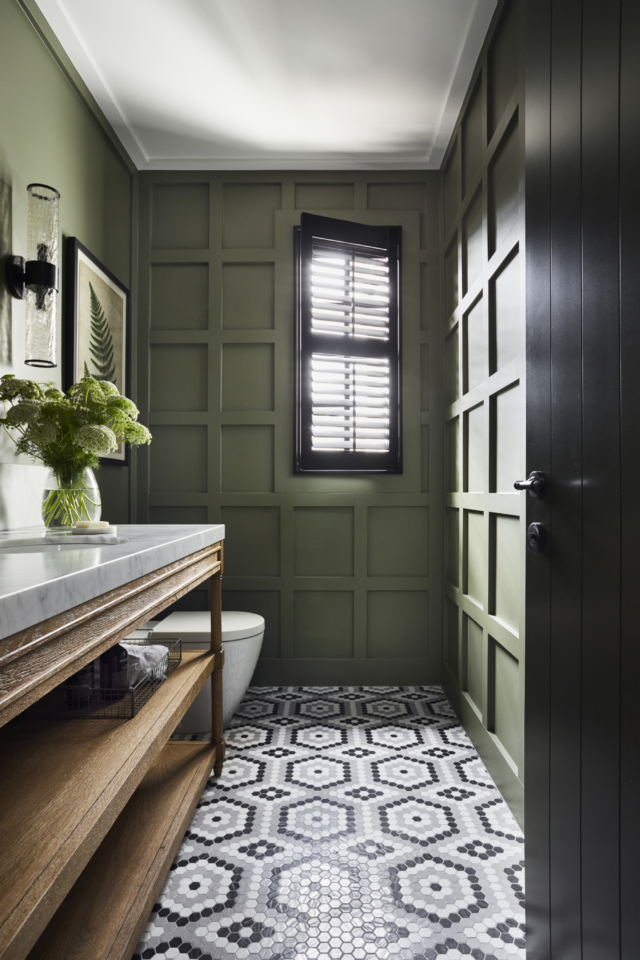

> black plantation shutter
[294,214,402,474]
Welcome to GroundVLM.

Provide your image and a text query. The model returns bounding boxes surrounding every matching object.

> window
[294,213,402,474]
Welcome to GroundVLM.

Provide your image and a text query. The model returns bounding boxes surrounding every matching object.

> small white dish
[71,524,118,536]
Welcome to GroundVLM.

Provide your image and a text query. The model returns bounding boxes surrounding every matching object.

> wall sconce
[5,183,60,367]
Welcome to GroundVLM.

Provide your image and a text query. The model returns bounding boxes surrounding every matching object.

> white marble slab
[0,524,225,640]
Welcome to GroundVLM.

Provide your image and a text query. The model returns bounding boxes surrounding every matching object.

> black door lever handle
[514,471,546,498]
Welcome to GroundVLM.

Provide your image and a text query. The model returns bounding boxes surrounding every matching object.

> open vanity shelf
[0,528,225,960]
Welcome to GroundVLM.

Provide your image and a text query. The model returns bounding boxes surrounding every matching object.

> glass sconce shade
[25,183,60,368]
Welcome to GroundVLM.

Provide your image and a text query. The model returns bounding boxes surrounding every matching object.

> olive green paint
[440,4,526,826]
[0,0,134,529]
[137,171,443,685]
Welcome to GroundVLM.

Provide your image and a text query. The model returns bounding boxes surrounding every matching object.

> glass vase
[42,467,101,529]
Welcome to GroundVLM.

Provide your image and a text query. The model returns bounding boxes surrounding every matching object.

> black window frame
[294,213,402,474]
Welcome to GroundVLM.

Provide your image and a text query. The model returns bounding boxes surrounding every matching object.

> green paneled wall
[137,171,442,685]
[439,2,526,826]
[0,0,134,527]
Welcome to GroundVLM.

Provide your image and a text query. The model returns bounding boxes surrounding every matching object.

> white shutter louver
[311,355,390,452]
[295,213,401,474]
[311,246,390,340]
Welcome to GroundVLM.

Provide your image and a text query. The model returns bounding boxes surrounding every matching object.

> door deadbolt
[514,471,546,498]
[528,522,546,551]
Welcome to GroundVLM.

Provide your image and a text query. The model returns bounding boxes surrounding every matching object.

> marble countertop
[0,524,225,640]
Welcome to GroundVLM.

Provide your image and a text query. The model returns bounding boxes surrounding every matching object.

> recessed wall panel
[222,344,274,411]
[446,507,460,587]
[420,345,430,411]
[488,1,519,138]
[491,638,520,762]
[220,506,280,577]
[151,264,208,330]
[367,592,427,658]
[493,514,520,634]
[462,77,483,196]
[464,614,484,712]
[294,507,354,577]
[491,251,520,372]
[445,416,460,492]
[367,182,425,210]
[368,507,428,577]
[294,592,353,658]
[493,382,521,492]
[463,191,483,293]
[489,121,520,255]
[152,183,209,250]
[465,403,484,493]
[150,344,208,412]
[444,326,459,407]
[223,183,282,248]
[443,137,460,230]
[222,590,281,658]
[446,596,459,676]
[420,263,429,330]
[150,425,207,493]
[222,263,274,330]
[295,183,354,209]
[464,297,485,394]
[464,510,485,607]
[367,182,426,246]
[421,425,429,493]
[221,425,274,493]
[149,506,208,524]
[444,235,459,319]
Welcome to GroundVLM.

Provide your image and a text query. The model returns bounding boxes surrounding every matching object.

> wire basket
[32,637,182,721]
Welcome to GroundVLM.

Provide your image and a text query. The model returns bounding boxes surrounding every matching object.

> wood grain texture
[0,652,215,960]
[211,561,225,776]
[26,742,216,960]
[0,543,222,728]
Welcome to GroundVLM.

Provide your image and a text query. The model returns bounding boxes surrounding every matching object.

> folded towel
[119,642,169,685]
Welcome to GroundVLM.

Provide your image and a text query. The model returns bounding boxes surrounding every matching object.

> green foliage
[86,283,116,382]
[0,374,151,485]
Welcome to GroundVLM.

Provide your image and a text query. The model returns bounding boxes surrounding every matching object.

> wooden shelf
[26,742,216,960]
[0,652,216,960]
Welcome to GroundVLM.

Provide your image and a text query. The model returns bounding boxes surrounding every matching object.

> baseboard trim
[252,658,439,687]
[442,670,524,830]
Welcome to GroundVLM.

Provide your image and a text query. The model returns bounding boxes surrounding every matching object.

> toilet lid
[221,611,265,642]
[150,610,265,643]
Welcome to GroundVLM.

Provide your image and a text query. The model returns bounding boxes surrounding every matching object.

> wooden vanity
[0,527,225,960]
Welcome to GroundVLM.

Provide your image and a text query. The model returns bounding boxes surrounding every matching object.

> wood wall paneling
[137,173,442,685]
[441,3,526,825]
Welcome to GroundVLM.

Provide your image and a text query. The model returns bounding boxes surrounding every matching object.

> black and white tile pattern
[135,687,525,960]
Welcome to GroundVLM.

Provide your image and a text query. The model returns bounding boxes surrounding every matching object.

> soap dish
[71,524,118,536]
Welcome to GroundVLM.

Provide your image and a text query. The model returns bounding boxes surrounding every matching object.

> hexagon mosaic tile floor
[134,687,525,960]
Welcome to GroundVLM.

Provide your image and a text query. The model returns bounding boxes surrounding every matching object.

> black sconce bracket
[5,255,59,300]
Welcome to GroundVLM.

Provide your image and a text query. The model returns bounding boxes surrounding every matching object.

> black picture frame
[64,237,131,465]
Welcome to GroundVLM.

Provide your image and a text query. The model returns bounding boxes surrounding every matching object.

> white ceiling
[36,0,496,170]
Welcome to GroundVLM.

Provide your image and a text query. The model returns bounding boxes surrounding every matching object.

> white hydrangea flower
[107,395,138,420]
[99,381,120,397]
[74,423,118,454]
[25,420,57,446]
[5,400,41,424]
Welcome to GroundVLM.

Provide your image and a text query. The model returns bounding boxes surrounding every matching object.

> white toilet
[151,610,265,731]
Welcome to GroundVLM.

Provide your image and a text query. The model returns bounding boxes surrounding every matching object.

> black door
[524,3,640,959]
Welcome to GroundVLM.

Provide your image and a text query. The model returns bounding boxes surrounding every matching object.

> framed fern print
[65,238,130,463]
